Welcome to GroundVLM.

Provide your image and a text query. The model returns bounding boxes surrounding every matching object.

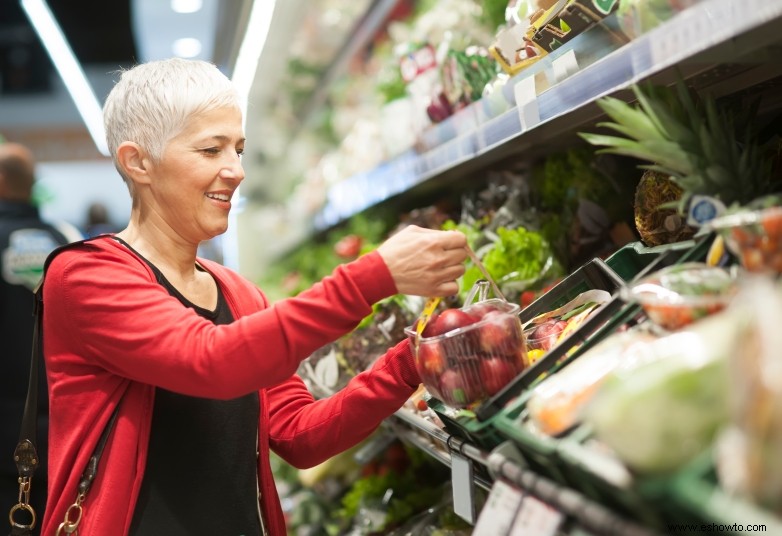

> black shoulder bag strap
[8,239,122,536]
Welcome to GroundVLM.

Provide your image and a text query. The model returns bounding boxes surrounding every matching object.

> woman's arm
[267,339,419,468]
[44,244,393,399]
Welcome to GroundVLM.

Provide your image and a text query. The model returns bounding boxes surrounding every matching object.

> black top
[122,240,263,536]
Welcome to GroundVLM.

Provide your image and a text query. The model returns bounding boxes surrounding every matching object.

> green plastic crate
[426,397,506,451]
[556,426,683,530]
[670,453,782,533]
[491,391,589,489]
[605,239,700,282]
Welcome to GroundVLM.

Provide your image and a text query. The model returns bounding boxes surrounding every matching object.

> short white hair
[103,58,240,189]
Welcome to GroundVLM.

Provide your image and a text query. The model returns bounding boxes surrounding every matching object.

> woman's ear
[116,142,152,186]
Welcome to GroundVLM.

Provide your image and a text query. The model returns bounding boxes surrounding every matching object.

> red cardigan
[40,237,420,535]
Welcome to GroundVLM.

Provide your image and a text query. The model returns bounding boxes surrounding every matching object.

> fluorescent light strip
[222,0,277,271]
[231,0,277,121]
[21,0,110,157]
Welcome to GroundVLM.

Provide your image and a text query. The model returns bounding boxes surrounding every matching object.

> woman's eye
[202,147,220,155]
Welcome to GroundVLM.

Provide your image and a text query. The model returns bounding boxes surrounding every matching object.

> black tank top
[122,241,263,536]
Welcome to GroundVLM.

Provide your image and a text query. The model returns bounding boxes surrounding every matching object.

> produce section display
[246,1,782,534]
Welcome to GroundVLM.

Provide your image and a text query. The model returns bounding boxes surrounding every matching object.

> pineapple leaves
[580,132,694,176]
[580,77,777,212]
[595,96,666,141]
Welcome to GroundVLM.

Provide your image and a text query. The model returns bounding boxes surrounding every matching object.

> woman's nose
[220,155,245,183]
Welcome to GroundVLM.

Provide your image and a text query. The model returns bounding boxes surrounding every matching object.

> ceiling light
[172,37,203,58]
[232,1,277,120]
[223,1,277,271]
[21,0,110,157]
[171,0,203,14]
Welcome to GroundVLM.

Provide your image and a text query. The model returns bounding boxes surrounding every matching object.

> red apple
[466,301,501,320]
[414,312,440,338]
[480,357,522,397]
[528,319,566,351]
[430,308,477,336]
[438,366,483,406]
[416,340,446,381]
[477,310,521,354]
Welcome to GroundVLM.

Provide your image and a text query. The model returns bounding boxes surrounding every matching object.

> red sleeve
[44,243,397,400]
[267,339,421,468]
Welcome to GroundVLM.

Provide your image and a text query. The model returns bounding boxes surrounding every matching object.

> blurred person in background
[0,141,72,526]
[83,201,119,238]
[38,58,468,535]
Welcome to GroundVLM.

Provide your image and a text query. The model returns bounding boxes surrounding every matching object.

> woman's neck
[116,224,200,281]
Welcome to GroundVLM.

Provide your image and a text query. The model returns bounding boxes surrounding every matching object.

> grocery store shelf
[390,408,660,535]
[313,0,782,231]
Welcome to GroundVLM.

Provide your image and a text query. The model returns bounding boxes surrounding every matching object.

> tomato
[761,209,782,239]
[334,234,363,258]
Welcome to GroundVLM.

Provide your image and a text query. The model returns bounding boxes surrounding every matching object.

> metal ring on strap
[9,502,36,530]
[55,503,83,535]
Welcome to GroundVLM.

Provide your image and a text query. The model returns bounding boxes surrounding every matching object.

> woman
[41,58,467,535]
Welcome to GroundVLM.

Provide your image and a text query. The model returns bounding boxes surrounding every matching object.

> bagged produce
[716,276,782,514]
[584,309,739,473]
[527,328,656,436]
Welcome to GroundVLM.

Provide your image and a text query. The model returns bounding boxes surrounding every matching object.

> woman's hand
[376,225,468,297]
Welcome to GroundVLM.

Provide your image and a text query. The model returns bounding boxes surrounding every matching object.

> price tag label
[510,495,564,536]
[551,48,579,84]
[514,75,540,131]
[472,480,524,536]
[451,452,476,524]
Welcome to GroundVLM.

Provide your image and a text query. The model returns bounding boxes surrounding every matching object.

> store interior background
[0,0,321,278]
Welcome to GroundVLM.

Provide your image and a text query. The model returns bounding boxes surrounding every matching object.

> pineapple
[580,80,777,218]
[633,169,695,246]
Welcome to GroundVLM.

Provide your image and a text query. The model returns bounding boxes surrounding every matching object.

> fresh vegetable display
[406,298,527,408]
[300,295,421,398]
[451,225,562,302]
[526,329,656,436]
[585,311,737,474]
[624,263,738,331]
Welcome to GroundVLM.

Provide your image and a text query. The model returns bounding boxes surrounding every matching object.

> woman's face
[145,105,245,243]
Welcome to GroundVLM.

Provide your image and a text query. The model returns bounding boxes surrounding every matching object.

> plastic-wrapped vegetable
[584,310,738,474]
[527,329,656,436]
[717,277,782,514]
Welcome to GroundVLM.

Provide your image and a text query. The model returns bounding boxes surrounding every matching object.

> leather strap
[10,237,120,533]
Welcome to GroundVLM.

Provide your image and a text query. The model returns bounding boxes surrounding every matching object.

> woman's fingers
[376,226,469,297]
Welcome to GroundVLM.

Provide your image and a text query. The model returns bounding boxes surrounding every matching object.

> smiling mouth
[206,193,231,202]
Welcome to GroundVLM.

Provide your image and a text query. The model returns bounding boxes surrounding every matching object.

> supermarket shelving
[252,1,782,532]
[390,407,661,535]
[313,0,782,231]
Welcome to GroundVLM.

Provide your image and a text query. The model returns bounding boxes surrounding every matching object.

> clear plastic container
[405,298,527,409]
[622,262,738,331]
[708,205,782,274]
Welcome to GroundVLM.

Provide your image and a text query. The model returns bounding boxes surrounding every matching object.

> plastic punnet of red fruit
[404,298,527,409]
